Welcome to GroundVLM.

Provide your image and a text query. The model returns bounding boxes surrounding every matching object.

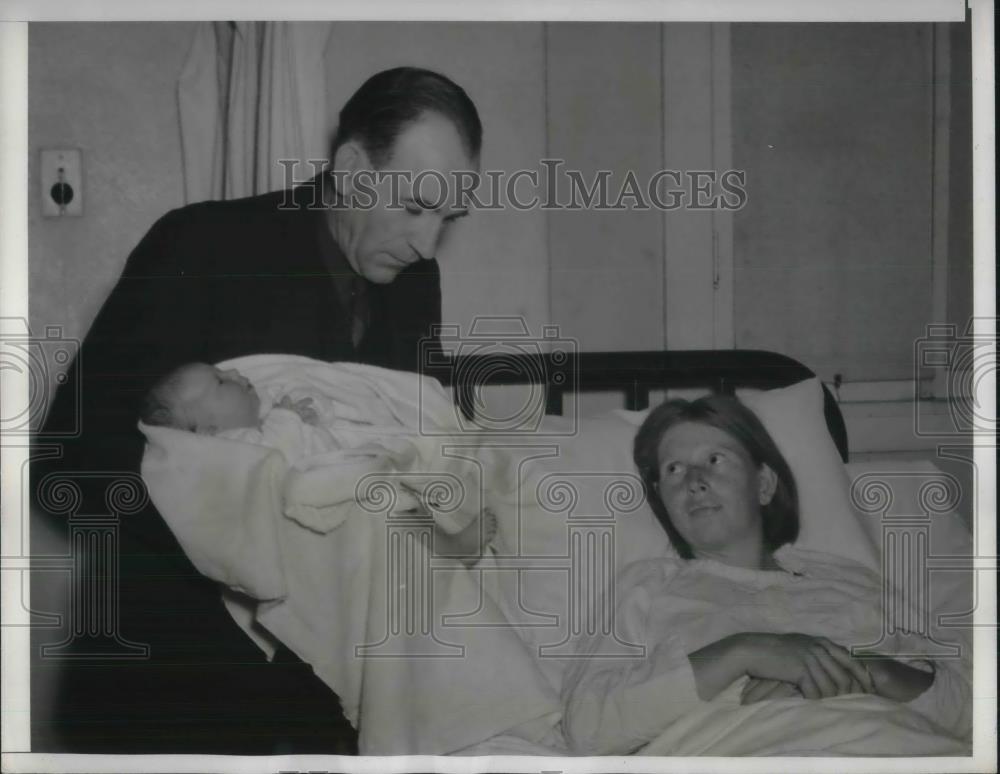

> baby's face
[173,364,261,433]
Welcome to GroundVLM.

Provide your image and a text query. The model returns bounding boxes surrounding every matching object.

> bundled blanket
[140,354,560,754]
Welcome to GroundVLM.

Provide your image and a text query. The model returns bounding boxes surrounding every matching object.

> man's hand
[276,395,320,425]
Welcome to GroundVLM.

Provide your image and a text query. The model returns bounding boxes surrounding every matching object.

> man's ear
[757,464,778,506]
[332,140,368,197]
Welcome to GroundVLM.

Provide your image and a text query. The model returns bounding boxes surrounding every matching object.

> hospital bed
[425,348,848,459]
[140,347,974,757]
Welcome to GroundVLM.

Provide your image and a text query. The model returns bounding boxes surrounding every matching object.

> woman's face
[656,421,776,558]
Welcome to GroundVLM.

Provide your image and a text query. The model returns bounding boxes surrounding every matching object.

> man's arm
[35,207,207,511]
[32,205,360,754]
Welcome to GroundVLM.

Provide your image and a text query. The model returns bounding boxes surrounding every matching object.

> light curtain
[178,21,332,203]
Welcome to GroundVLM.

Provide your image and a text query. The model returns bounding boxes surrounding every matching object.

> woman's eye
[709,453,723,465]
[664,463,680,476]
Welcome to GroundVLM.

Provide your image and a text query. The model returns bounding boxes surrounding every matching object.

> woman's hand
[689,632,874,703]
[740,633,875,700]
[741,653,936,705]
[740,677,802,704]
[740,674,870,704]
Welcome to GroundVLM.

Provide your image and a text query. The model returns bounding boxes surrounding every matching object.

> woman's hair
[330,66,483,168]
[632,393,799,558]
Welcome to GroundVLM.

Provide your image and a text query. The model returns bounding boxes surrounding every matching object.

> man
[32,67,481,753]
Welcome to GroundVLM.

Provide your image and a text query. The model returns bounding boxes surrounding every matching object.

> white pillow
[496,413,674,690]
[529,413,676,564]
[598,377,880,571]
[843,459,971,553]
[843,459,972,652]
[741,378,880,569]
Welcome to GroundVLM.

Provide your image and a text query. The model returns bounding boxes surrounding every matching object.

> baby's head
[141,363,261,434]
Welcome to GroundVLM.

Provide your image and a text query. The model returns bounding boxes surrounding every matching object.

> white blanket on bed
[140,355,560,754]
[561,546,971,756]
[639,681,968,756]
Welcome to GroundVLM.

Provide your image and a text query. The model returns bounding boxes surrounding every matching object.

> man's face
[334,111,477,284]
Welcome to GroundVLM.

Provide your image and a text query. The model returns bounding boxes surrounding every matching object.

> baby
[141,362,338,461]
[141,362,496,564]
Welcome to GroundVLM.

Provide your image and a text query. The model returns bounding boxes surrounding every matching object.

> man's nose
[409,215,444,261]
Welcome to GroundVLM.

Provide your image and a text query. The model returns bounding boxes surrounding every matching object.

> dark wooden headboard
[425,349,849,462]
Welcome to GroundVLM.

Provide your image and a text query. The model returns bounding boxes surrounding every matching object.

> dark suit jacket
[31,181,442,753]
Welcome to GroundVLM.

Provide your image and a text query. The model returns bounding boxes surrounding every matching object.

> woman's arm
[692,632,875,702]
[864,659,934,702]
[562,564,707,755]
[688,635,757,700]
[842,656,968,740]
[562,638,706,755]
[564,629,873,755]
[898,656,972,740]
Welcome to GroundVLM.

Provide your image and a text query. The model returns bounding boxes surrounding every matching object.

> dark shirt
[314,213,369,349]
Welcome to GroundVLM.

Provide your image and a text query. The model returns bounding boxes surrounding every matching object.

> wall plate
[40,148,83,217]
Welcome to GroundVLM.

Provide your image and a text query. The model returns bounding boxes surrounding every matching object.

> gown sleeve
[560,560,707,755]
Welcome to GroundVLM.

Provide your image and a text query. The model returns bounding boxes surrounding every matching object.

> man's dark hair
[632,393,800,559]
[330,66,482,168]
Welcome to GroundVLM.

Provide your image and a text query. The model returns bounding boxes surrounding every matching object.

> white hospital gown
[561,546,971,755]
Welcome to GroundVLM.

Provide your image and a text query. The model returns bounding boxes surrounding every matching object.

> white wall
[29,22,195,363]
[28,22,972,407]
[546,23,665,352]
[731,23,972,382]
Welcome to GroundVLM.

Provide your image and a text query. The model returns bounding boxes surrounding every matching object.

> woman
[560,395,970,755]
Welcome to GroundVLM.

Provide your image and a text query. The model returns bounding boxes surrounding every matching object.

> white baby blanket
[140,354,560,754]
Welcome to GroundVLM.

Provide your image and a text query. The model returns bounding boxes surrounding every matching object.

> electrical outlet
[40,148,83,217]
